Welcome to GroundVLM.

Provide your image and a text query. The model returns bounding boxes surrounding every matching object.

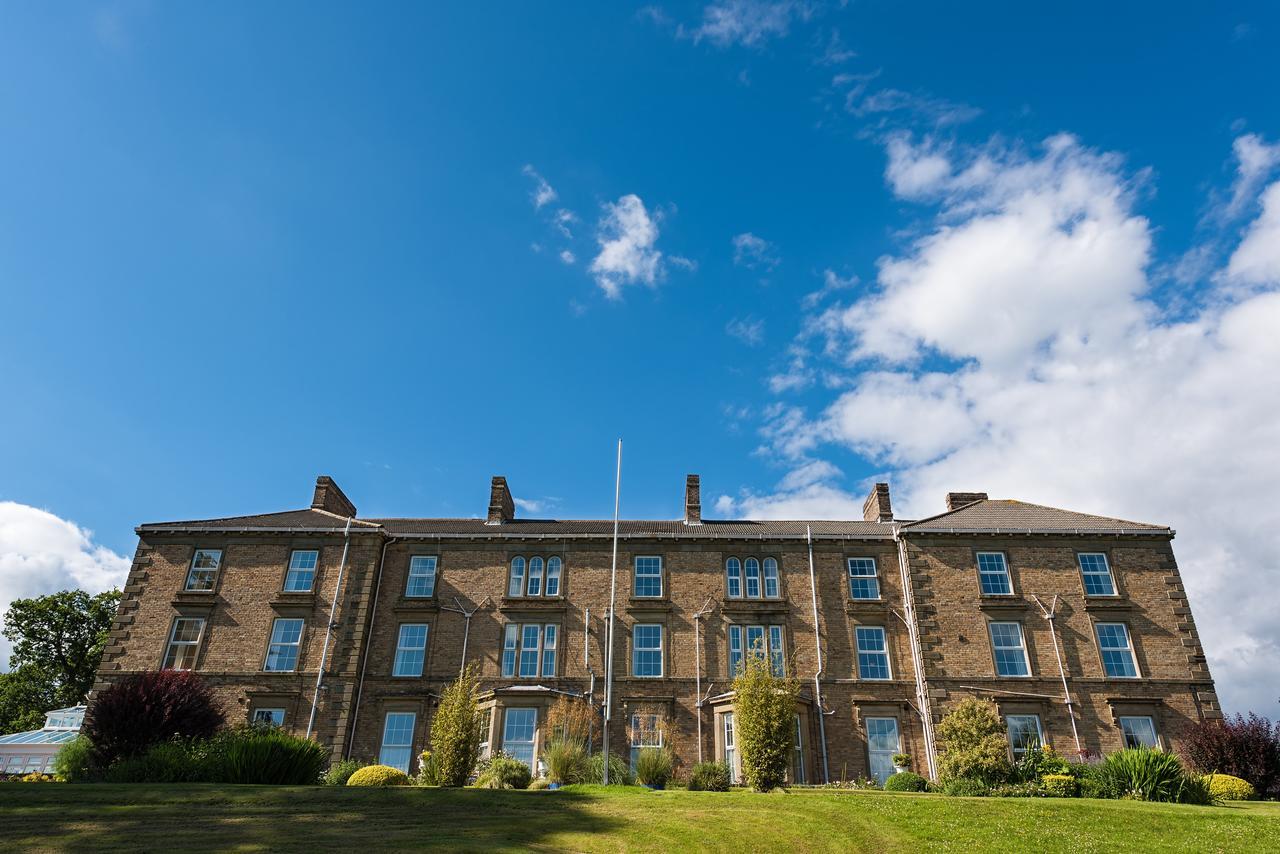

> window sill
[626,599,674,614]
[170,593,218,609]
[722,599,790,615]
[271,592,316,609]
[498,597,568,612]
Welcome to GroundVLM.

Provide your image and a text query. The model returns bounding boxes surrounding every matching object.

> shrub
[84,671,224,767]
[935,698,1012,785]
[1204,773,1256,801]
[20,772,56,783]
[584,751,634,786]
[211,726,328,785]
[1041,773,1080,797]
[429,665,486,787]
[415,750,442,786]
[546,695,595,747]
[1013,745,1069,782]
[542,738,588,785]
[1183,713,1280,798]
[942,777,989,797]
[347,764,410,787]
[688,761,732,792]
[324,759,367,786]
[891,753,911,769]
[732,654,800,792]
[475,755,532,789]
[528,777,551,790]
[884,771,927,792]
[1098,748,1209,804]
[1079,777,1111,799]
[634,747,674,788]
[989,781,1044,798]
[53,735,97,782]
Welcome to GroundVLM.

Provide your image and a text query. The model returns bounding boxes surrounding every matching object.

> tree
[732,652,799,792]
[84,670,224,766]
[0,664,57,733]
[427,665,485,787]
[1183,713,1280,798]
[3,588,122,707]
[934,697,1012,784]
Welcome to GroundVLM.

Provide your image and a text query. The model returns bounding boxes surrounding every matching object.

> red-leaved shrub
[1183,712,1280,798]
[85,671,224,766]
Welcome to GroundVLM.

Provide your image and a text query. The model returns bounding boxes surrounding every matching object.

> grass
[1,783,1277,852]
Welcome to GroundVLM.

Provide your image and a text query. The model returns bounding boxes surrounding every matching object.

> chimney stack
[862,483,893,523]
[945,491,988,511]
[487,476,515,525]
[684,474,702,525]
[311,475,357,518]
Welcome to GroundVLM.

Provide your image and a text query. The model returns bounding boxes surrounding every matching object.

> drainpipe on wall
[895,530,938,779]
[307,517,352,740]
[692,597,715,764]
[806,526,831,784]
[1033,594,1083,756]
[346,535,394,758]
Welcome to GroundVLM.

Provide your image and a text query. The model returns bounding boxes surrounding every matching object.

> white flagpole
[602,439,622,784]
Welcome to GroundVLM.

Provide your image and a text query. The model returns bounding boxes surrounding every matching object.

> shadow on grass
[0,784,622,852]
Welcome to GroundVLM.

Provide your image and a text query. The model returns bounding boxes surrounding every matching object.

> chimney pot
[862,483,893,523]
[311,475,357,518]
[684,474,702,525]
[487,476,515,525]
[945,492,989,511]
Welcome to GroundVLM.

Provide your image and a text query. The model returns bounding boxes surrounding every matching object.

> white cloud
[744,133,1280,716]
[1224,134,1280,218]
[815,28,855,66]
[521,164,558,209]
[559,249,576,265]
[847,87,980,129]
[589,194,667,299]
[732,232,780,270]
[513,497,559,515]
[802,268,858,309]
[553,209,577,238]
[685,1,814,48]
[726,316,766,346]
[0,502,130,669]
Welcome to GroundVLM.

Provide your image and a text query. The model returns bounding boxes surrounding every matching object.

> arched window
[528,557,545,596]
[546,557,562,596]
[763,558,779,598]
[726,558,743,598]
[508,557,526,597]
[744,558,761,598]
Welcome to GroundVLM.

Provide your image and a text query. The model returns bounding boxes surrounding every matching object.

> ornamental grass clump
[584,751,634,786]
[213,726,329,785]
[542,738,588,785]
[428,665,486,787]
[732,653,799,792]
[634,747,674,788]
[475,755,532,789]
[1098,747,1211,804]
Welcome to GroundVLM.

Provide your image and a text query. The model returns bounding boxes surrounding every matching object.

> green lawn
[1,783,1277,852]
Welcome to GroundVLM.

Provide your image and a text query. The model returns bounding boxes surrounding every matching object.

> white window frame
[866,717,901,786]
[1078,553,1118,597]
[251,707,286,727]
[977,551,1012,596]
[263,618,304,672]
[392,623,429,677]
[723,712,738,784]
[744,558,762,599]
[1096,622,1140,678]
[545,557,562,596]
[379,712,416,772]
[527,557,544,597]
[792,715,805,783]
[284,549,318,592]
[1006,714,1044,758]
[162,617,205,670]
[989,621,1031,677]
[502,623,557,678]
[726,558,743,598]
[847,558,880,600]
[405,555,437,598]
[855,626,892,680]
[632,623,663,678]
[501,707,538,770]
[634,556,663,598]
[763,557,780,599]
[185,548,222,592]
[1119,715,1160,749]
[508,557,526,597]
[629,712,665,770]
[728,624,785,676]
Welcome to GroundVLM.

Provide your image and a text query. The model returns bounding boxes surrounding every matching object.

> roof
[902,499,1169,535]
[0,729,80,746]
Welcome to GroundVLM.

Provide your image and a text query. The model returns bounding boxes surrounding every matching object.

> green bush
[324,759,367,786]
[210,727,328,785]
[942,777,989,797]
[1041,773,1080,797]
[542,738,588,785]
[733,653,800,792]
[935,698,1012,785]
[688,761,732,792]
[1204,773,1257,801]
[1098,748,1210,804]
[634,747,674,788]
[103,740,202,783]
[528,777,551,790]
[1013,745,1069,782]
[584,751,634,785]
[347,765,410,787]
[884,771,928,792]
[53,735,97,782]
[989,781,1044,798]
[1079,776,1111,799]
[429,666,486,787]
[415,751,442,786]
[475,755,532,789]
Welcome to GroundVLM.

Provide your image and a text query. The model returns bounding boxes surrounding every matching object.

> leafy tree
[0,664,58,733]
[1183,712,1280,798]
[2,588,122,707]
[935,697,1012,784]
[428,664,485,787]
[732,652,799,792]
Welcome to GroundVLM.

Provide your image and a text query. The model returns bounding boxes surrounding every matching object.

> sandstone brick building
[95,473,1220,782]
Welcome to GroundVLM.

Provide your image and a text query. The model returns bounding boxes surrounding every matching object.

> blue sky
[2,2,1279,714]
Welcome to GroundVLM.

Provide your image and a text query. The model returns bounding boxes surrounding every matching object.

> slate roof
[901,499,1169,535]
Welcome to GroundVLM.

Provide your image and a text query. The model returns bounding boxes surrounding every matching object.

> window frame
[855,625,892,680]
[263,617,305,673]
[162,616,205,670]
[1077,552,1118,597]
[728,623,785,676]
[501,707,538,771]
[250,707,286,727]
[1006,714,1044,758]
[405,555,438,599]
[726,556,781,600]
[988,620,1031,677]
[283,549,319,592]
[633,556,664,599]
[726,557,743,598]
[976,551,1013,596]
[392,623,429,677]
[502,623,558,679]
[379,711,416,772]
[865,716,901,786]
[632,623,664,678]
[1095,622,1141,679]
[506,555,564,598]
[1119,715,1160,749]
[847,557,881,601]
[184,548,222,592]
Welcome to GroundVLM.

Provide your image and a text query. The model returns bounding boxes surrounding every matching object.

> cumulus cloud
[0,502,130,668]
[740,133,1280,716]
[590,194,667,298]
[1223,134,1280,219]
[732,232,780,270]
[685,1,815,48]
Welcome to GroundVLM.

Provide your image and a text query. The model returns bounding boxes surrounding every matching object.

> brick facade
[94,475,1220,782]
